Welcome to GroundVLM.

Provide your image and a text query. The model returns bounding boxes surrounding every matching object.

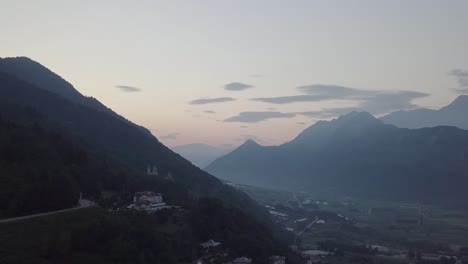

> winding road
[0,199,95,224]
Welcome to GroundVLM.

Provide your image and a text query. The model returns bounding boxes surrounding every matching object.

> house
[301,250,331,259]
[269,256,285,264]
[201,239,221,249]
[128,191,170,212]
[133,191,163,204]
[229,257,252,264]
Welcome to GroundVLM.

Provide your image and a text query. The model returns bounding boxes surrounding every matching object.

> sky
[1,0,468,147]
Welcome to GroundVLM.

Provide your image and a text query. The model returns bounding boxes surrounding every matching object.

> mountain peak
[447,95,468,108]
[335,111,380,125]
[0,56,83,101]
[242,139,260,147]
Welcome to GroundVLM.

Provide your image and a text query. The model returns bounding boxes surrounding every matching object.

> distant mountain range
[206,111,468,207]
[171,144,233,168]
[380,95,468,130]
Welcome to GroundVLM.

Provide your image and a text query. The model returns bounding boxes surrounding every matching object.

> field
[235,184,468,262]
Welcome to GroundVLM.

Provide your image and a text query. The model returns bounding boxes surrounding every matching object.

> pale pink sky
[2,0,468,147]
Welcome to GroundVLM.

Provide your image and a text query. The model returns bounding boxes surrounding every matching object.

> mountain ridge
[206,111,468,208]
[380,95,468,130]
[0,57,269,223]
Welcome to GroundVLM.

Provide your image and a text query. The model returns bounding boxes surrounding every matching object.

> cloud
[297,122,306,125]
[224,111,295,123]
[295,91,428,118]
[252,84,428,115]
[204,110,216,114]
[189,97,236,105]
[224,82,254,91]
[240,125,249,128]
[449,69,468,93]
[115,85,142,92]
[358,91,428,114]
[297,84,377,98]
[248,74,262,78]
[251,94,333,104]
[266,107,277,110]
[161,133,179,140]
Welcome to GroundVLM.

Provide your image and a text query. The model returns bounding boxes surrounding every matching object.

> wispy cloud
[224,82,254,91]
[248,74,262,78]
[224,111,295,123]
[449,69,468,93]
[298,84,377,98]
[204,110,216,114]
[189,97,236,105]
[251,94,332,104]
[115,85,142,92]
[251,84,428,115]
[161,133,179,140]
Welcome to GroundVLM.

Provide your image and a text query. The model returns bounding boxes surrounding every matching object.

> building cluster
[195,239,285,264]
[127,191,171,212]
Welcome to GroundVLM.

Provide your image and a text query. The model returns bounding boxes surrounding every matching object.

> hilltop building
[201,239,221,249]
[128,191,170,212]
[147,164,159,175]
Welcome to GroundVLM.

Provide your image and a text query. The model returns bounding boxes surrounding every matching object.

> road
[294,216,319,245]
[0,199,95,224]
[292,193,304,209]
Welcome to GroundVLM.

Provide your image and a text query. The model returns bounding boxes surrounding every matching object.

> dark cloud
[224,111,295,123]
[204,110,216,114]
[449,69,468,93]
[224,82,254,91]
[161,133,179,140]
[115,85,142,92]
[189,97,236,105]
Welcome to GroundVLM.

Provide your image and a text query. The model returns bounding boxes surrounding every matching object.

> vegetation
[0,198,287,264]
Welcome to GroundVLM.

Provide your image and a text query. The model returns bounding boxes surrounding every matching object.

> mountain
[0,57,294,262]
[206,112,468,207]
[0,57,268,221]
[380,95,468,130]
[171,143,233,168]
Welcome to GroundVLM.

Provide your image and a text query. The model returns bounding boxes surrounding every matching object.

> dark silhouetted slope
[0,58,267,222]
